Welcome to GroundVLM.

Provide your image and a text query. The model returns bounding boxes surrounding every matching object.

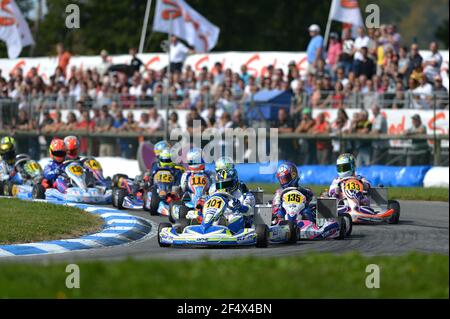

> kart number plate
[154,171,173,183]
[86,159,101,170]
[69,165,83,176]
[190,175,207,186]
[343,179,363,192]
[282,191,304,204]
[204,196,225,210]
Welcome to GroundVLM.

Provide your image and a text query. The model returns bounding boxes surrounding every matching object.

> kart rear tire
[340,212,353,237]
[176,218,190,234]
[149,188,160,216]
[279,220,298,244]
[255,224,269,248]
[158,222,172,247]
[3,181,14,197]
[32,184,46,200]
[337,216,347,240]
[112,174,128,187]
[0,181,4,196]
[387,200,400,224]
[115,188,128,210]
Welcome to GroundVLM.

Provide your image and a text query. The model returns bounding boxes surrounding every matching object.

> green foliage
[0,198,103,244]
[0,253,447,298]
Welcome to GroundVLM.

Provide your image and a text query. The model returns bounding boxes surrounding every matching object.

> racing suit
[216,185,255,234]
[180,170,214,194]
[0,160,21,184]
[328,174,371,206]
[43,160,68,192]
[272,181,315,223]
[141,164,185,191]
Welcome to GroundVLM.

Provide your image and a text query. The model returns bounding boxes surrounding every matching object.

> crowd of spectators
[0,23,448,164]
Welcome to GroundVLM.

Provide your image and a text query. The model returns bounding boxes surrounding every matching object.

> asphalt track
[0,198,448,263]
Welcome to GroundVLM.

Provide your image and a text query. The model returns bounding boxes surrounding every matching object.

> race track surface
[0,199,448,263]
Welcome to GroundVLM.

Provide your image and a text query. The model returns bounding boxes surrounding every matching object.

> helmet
[15,154,31,174]
[49,138,67,163]
[64,136,80,160]
[215,168,239,193]
[154,140,171,157]
[215,156,234,172]
[0,140,16,165]
[0,136,16,148]
[158,149,174,168]
[186,147,205,171]
[336,153,356,178]
[276,162,299,188]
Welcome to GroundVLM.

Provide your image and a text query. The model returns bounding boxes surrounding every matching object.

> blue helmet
[276,162,299,188]
[215,168,239,193]
[154,140,171,157]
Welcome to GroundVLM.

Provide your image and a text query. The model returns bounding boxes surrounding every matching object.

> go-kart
[0,156,44,199]
[268,187,352,240]
[335,177,400,224]
[32,161,112,204]
[82,157,112,190]
[113,169,181,217]
[158,191,297,248]
[168,172,210,224]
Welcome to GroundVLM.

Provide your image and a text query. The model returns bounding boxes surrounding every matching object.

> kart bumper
[159,227,257,246]
[45,188,112,205]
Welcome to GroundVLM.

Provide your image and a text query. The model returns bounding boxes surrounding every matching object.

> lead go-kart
[158,191,297,248]
[0,155,44,199]
[269,187,352,240]
[31,159,112,204]
[112,169,181,217]
[333,177,400,224]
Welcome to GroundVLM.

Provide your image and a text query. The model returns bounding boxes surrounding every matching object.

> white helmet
[336,153,356,178]
[215,156,234,172]
[186,147,205,171]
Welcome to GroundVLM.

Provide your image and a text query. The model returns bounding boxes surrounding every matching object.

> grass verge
[0,252,447,298]
[0,199,103,245]
[249,184,449,202]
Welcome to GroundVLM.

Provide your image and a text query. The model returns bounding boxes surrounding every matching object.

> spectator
[405,43,423,81]
[306,24,324,74]
[433,75,449,109]
[353,47,376,79]
[353,111,372,167]
[186,107,207,135]
[326,32,342,73]
[353,27,370,62]
[405,114,429,165]
[56,43,71,76]
[338,28,355,76]
[75,110,96,155]
[147,108,165,134]
[97,50,111,76]
[129,48,144,74]
[312,112,331,164]
[295,108,316,164]
[65,111,78,131]
[96,107,115,156]
[331,108,350,160]
[423,42,443,83]
[168,111,181,131]
[370,105,389,164]
[412,75,433,109]
[169,36,191,73]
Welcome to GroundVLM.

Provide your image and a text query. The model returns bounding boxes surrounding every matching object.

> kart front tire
[3,181,14,197]
[0,181,4,196]
[341,212,353,237]
[149,188,160,216]
[158,222,172,248]
[279,220,298,244]
[32,184,46,200]
[111,188,118,207]
[255,224,269,248]
[116,188,128,210]
[337,215,347,240]
[387,200,400,224]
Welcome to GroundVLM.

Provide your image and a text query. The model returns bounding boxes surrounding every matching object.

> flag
[0,0,35,59]
[329,0,364,27]
[152,0,220,53]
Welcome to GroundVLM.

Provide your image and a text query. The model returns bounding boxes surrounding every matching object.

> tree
[435,19,449,48]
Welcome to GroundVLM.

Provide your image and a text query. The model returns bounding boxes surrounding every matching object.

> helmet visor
[51,150,67,158]
[216,179,234,191]
[278,172,293,186]
[337,163,352,173]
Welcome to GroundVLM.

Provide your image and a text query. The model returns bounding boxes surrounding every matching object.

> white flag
[153,0,220,53]
[329,0,364,26]
[0,0,35,59]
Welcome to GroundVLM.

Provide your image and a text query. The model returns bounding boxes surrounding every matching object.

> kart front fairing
[45,187,112,204]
